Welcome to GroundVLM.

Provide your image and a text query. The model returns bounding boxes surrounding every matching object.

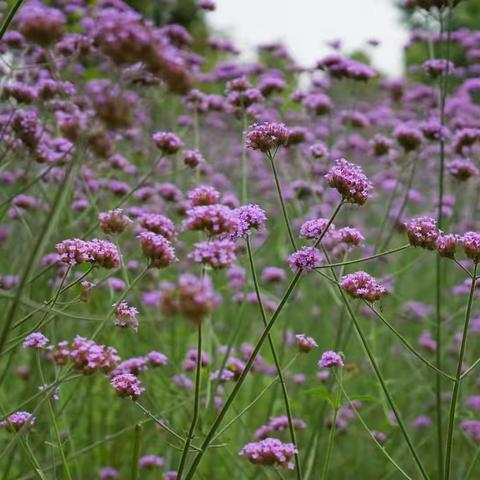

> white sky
[208,0,408,77]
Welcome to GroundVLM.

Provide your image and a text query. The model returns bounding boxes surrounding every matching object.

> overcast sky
[208,0,408,77]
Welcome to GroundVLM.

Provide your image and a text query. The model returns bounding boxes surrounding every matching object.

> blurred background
[126,0,480,78]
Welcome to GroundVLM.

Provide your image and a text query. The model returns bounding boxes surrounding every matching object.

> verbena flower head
[111,373,144,400]
[139,455,165,468]
[462,232,480,262]
[404,216,439,249]
[99,209,131,234]
[99,467,118,480]
[23,332,49,349]
[288,247,322,273]
[183,205,239,236]
[140,213,176,240]
[435,234,458,259]
[300,218,335,240]
[138,231,178,268]
[447,158,479,181]
[255,416,306,440]
[295,334,318,353]
[88,240,121,269]
[183,149,204,168]
[152,131,183,154]
[56,238,92,266]
[189,238,237,269]
[188,185,220,206]
[423,59,453,78]
[340,271,387,302]
[461,420,480,443]
[146,351,168,367]
[70,336,120,375]
[318,350,344,368]
[114,302,139,332]
[233,203,267,237]
[239,437,298,469]
[394,124,423,151]
[245,122,289,152]
[177,273,221,322]
[0,411,35,432]
[325,159,372,205]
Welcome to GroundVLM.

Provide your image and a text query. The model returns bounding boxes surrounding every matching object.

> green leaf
[348,394,378,403]
[304,386,336,408]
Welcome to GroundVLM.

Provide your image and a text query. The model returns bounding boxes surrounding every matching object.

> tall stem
[436,5,453,479]
[177,323,202,479]
[337,289,430,480]
[183,202,344,479]
[246,236,302,480]
[266,150,297,250]
[444,263,478,480]
[321,371,342,480]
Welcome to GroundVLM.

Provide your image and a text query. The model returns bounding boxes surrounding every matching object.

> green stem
[0,0,25,40]
[321,371,342,479]
[183,202,344,479]
[436,5,453,479]
[130,424,142,480]
[266,150,297,250]
[444,262,478,480]
[36,352,72,480]
[337,289,429,479]
[246,236,302,480]
[177,322,202,479]
[367,303,455,381]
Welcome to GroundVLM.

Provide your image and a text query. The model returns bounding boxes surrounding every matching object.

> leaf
[348,394,378,403]
[303,386,336,408]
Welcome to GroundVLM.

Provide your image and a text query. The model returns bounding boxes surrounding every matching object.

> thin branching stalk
[177,322,203,479]
[246,236,302,480]
[367,303,455,381]
[321,370,342,480]
[436,5,454,479]
[130,424,142,480]
[183,202,344,479]
[266,149,297,250]
[444,262,478,479]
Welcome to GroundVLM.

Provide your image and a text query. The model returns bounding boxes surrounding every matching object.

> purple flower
[435,234,458,259]
[447,158,479,181]
[0,411,36,432]
[404,216,439,250]
[340,271,387,302]
[140,213,176,240]
[188,185,220,206]
[233,204,267,237]
[183,205,239,236]
[23,332,49,349]
[111,373,145,400]
[147,351,168,367]
[288,247,322,273]
[461,420,480,442]
[114,302,139,332]
[99,467,118,479]
[138,231,178,268]
[300,218,336,240]
[139,455,165,469]
[246,123,289,152]
[295,334,318,353]
[189,239,237,269]
[152,131,183,154]
[394,124,423,151]
[325,159,372,205]
[99,209,131,235]
[239,438,298,469]
[318,350,344,368]
[462,231,480,262]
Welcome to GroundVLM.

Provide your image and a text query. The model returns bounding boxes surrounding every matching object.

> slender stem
[316,244,410,270]
[241,109,248,204]
[266,150,297,250]
[0,0,25,40]
[183,201,344,479]
[460,357,480,380]
[337,289,429,479]
[367,303,455,381]
[177,322,202,479]
[130,424,142,480]
[337,378,413,480]
[36,353,72,480]
[321,370,342,480]
[444,262,478,480]
[246,236,302,480]
[436,5,453,477]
